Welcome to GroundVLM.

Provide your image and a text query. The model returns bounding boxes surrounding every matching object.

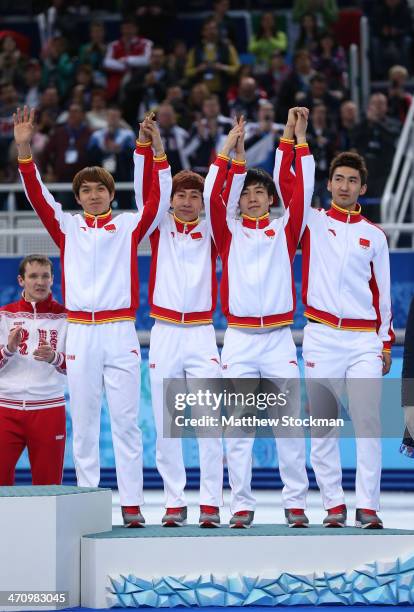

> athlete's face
[171,189,203,222]
[328,166,367,209]
[76,181,113,215]
[18,262,53,303]
[239,182,272,218]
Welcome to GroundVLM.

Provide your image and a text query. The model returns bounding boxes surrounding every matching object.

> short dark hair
[329,152,368,185]
[19,255,53,278]
[242,168,276,199]
[72,166,115,197]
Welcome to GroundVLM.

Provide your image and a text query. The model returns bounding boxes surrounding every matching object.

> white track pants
[303,322,383,510]
[149,321,223,508]
[66,321,143,506]
[221,326,308,514]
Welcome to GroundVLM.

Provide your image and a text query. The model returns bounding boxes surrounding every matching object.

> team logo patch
[130,349,139,357]
[222,364,228,370]
[305,361,315,368]
[359,237,370,249]
[289,360,298,366]
[191,232,203,240]
[104,224,116,233]
[328,229,336,236]
[150,363,156,368]
[66,354,76,360]
[210,357,220,365]
[264,229,275,238]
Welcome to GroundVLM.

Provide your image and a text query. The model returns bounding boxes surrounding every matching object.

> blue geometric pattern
[107,554,414,607]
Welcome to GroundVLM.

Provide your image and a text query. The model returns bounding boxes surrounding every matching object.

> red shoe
[285,508,309,527]
[122,506,145,528]
[323,504,347,528]
[229,510,254,528]
[199,505,220,528]
[162,507,187,527]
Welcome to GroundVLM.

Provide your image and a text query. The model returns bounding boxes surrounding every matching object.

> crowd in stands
[0,0,413,218]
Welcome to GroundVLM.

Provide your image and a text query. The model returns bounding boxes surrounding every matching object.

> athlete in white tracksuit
[133,121,246,525]
[275,139,394,525]
[15,108,172,520]
[204,109,315,526]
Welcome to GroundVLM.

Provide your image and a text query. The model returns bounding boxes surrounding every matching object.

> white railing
[381,100,414,248]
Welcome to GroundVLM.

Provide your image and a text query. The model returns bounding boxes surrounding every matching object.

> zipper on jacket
[337,213,351,328]
[256,218,264,328]
[92,217,97,323]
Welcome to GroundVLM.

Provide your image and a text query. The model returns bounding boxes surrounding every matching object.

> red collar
[327,201,362,223]
[17,292,54,313]
[173,214,200,234]
[241,213,270,229]
[84,209,112,228]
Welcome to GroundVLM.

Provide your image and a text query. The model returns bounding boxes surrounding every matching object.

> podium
[0,486,111,611]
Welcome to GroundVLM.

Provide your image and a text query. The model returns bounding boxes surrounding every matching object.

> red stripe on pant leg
[0,407,26,485]
[26,406,66,485]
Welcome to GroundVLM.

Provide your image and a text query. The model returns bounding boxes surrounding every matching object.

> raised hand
[234,115,246,161]
[295,107,309,143]
[145,117,165,157]
[13,106,35,147]
[282,107,299,140]
[7,326,23,353]
[138,111,154,143]
[220,116,245,158]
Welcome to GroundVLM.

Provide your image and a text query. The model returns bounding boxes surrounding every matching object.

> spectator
[165,85,188,128]
[0,35,25,85]
[249,12,288,75]
[371,0,413,78]
[307,103,336,208]
[226,64,254,105]
[312,30,346,92]
[293,0,339,27]
[336,99,358,152]
[22,59,42,109]
[42,103,91,201]
[353,93,398,214]
[41,35,74,99]
[212,0,237,47]
[229,76,267,122]
[259,50,290,103]
[185,17,240,100]
[78,20,107,86]
[156,102,189,174]
[387,65,412,124]
[37,86,61,125]
[184,94,232,175]
[298,72,341,120]
[295,13,321,52]
[104,17,153,100]
[72,64,95,109]
[0,82,19,178]
[244,100,284,174]
[88,106,135,207]
[369,92,401,136]
[187,82,211,121]
[166,39,188,87]
[277,49,315,121]
[122,45,173,125]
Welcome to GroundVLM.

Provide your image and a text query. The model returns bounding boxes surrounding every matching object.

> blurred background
[0,0,413,493]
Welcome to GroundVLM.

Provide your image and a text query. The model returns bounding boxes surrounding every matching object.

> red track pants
[0,406,66,485]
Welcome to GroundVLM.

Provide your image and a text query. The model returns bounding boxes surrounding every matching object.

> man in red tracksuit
[0,254,67,485]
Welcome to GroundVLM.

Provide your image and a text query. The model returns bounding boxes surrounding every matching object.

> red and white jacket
[274,139,395,351]
[19,156,172,324]
[204,146,315,329]
[0,294,67,410]
[133,142,246,324]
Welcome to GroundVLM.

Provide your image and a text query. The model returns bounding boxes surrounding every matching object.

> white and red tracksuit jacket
[18,156,172,324]
[133,142,246,324]
[274,139,395,351]
[0,294,67,410]
[204,146,315,329]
